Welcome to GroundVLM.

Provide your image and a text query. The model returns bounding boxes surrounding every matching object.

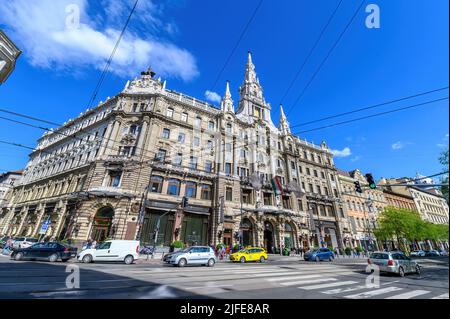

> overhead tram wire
[276,0,343,118]
[209,0,264,91]
[285,0,366,117]
[290,86,449,129]
[291,96,449,135]
[86,0,139,109]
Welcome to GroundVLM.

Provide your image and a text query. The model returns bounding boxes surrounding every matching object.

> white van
[77,240,140,265]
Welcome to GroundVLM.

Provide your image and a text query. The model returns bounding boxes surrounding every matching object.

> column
[104,120,121,156]
[135,118,149,156]
[33,204,46,237]
[54,201,68,239]
[16,206,29,236]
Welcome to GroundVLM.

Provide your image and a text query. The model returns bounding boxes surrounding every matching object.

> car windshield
[28,239,38,242]
[15,237,25,241]
[371,253,389,259]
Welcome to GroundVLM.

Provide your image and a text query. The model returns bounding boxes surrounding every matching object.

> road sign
[38,218,51,235]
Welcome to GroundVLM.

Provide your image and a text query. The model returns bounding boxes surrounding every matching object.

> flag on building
[271,176,284,196]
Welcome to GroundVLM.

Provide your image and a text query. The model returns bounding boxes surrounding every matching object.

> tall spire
[245,51,257,83]
[278,104,291,135]
[221,80,234,113]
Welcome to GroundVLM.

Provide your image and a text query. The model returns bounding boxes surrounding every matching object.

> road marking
[323,285,368,295]
[432,293,449,299]
[386,290,430,299]
[184,284,233,290]
[267,274,323,282]
[280,277,337,286]
[300,281,358,290]
[345,286,403,299]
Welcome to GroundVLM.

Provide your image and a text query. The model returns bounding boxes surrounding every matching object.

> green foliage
[344,247,352,255]
[232,244,240,251]
[355,246,363,253]
[170,240,184,249]
[216,243,225,250]
[376,206,448,248]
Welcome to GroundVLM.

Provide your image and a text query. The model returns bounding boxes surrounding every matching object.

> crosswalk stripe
[248,271,300,277]
[345,287,403,299]
[300,281,358,290]
[267,274,323,282]
[432,293,449,299]
[386,290,430,299]
[280,277,337,287]
[323,285,368,295]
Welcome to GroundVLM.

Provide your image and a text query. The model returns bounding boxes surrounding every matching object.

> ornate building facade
[337,169,387,250]
[1,53,349,251]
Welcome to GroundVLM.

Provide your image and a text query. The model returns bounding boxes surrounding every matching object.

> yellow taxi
[230,247,268,263]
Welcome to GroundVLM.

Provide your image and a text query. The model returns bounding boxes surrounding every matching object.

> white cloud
[0,0,198,81]
[350,156,361,162]
[437,133,449,148]
[204,90,221,104]
[331,147,352,158]
[391,142,405,150]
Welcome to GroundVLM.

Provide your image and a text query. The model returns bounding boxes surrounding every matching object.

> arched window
[185,182,197,198]
[285,222,293,232]
[167,179,181,196]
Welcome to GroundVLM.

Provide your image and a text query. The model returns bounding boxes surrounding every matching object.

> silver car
[163,246,217,267]
[368,251,421,277]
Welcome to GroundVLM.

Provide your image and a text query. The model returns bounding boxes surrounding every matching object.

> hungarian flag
[271,176,284,196]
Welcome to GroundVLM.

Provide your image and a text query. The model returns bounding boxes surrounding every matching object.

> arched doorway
[91,207,114,242]
[241,218,254,247]
[284,222,295,249]
[264,221,274,253]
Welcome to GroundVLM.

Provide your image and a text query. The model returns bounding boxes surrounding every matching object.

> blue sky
[0,0,448,181]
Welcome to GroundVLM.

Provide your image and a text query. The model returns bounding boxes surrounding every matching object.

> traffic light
[365,173,376,189]
[354,181,363,193]
[181,196,189,208]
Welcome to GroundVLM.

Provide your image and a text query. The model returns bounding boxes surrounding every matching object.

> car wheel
[240,257,246,263]
[259,256,266,263]
[61,259,69,263]
[124,255,134,265]
[207,258,215,267]
[415,265,421,275]
[178,258,187,267]
[48,253,58,263]
[329,256,333,262]
[398,267,405,277]
[315,256,320,262]
[14,252,23,261]
[82,254,93,263]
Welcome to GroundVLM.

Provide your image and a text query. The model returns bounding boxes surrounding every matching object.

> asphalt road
[0,254,448,299]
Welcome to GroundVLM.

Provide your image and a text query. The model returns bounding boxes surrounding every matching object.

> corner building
[4,54,348,251]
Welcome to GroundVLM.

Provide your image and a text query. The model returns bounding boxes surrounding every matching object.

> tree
[439,148,449,204]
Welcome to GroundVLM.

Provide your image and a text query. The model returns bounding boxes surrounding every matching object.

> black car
[11,242,78,262]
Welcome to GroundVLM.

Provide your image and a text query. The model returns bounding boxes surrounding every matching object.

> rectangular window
[189,156,198,170]
[205,161,213,173]
[166,108,174,118]
[282,196,291,209]
[225,163,232,175]
[150,176,163,193]
[185,182,197,198]
[181,112,188,122]
[321,171,325,179]
[263,193,272,206]
[173,153,182,166]
[298,199,303,211]
[108,171,122,187]
[208,121,215,130]
[162,128,170,139]
[306,167,310,175]
[156,149,166,162]
[226,187,233,201]
[201,184,212,200]
[194,117,202,128]
[193,136,200,147]
[177,133,185,143]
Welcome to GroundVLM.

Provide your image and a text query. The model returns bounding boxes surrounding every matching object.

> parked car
[12,237,38,249]
[229,247,268,263]
[368,251,421,277]
[304,248,334,262]
[77,240,140,265]
[163,246,217,267]
[11,242,78,262]
[425,250,441,257]
[410,250,426,257]
[438,250,449,256]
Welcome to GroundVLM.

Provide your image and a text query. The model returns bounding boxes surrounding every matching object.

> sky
[0,0,448,181]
